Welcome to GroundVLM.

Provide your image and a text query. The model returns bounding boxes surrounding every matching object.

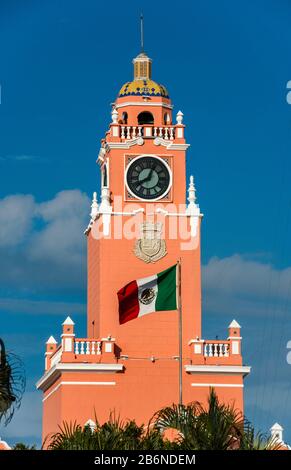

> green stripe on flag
[156,264,177,311]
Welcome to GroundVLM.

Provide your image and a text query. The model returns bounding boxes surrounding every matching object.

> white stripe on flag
[137,274,158,317]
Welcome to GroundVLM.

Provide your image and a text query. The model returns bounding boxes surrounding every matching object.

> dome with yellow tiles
[118,79,169,98]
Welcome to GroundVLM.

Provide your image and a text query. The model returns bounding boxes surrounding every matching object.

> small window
[138,111,154,125]
[103,164,108,187]
[122,112,128,124]
[164,112,170,125]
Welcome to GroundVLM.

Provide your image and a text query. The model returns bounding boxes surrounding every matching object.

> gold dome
[118,79,169,98]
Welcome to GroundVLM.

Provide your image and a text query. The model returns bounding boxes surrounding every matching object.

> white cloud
[29,190,89,265]
[0,190,90,293]
[202,254,291,316]
[0,194,35,247]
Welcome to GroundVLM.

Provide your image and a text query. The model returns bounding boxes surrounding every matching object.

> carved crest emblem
[134,222,167,263]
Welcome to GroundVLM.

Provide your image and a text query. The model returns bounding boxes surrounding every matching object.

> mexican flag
[117,264,178,324]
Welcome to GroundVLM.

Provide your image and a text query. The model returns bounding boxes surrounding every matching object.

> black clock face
[126,156,171,200]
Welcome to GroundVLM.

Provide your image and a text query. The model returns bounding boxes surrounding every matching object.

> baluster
[219,344,223,356]
[159,127,163,137]
[208,343,213,357]
[204,343,208,357]
[91,341,95,355]
[75,341,80,354]
[132,126,136,138]
[214,344,218,356]
[121,126,125,139]
[86,341,90,354]
[80,341,85,354]
[126,126,131,139]
[154,127,158,137]
[97,341,101,355]
[170,127,174,140]
[138,126,142,137]
[164,127,169,140]
[225,344,229,357]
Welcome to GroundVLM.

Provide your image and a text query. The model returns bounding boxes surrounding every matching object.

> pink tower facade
[37,52,250,444]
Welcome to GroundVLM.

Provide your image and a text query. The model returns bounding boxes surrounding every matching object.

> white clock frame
[125,154,173,202]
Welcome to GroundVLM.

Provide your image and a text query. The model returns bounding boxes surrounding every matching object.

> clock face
[126,156,171,200]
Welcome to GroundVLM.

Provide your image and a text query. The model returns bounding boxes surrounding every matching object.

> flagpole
[177,258,183,405]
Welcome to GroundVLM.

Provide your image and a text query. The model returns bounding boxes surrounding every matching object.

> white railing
[74,339,102,355]
[120,125,175,140]
[50,346,62,367]
[204,342,229,357]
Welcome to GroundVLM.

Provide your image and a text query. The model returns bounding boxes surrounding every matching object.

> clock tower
[37,50,250,443]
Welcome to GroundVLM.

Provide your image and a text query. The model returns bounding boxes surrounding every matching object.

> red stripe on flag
[117,280,139,324]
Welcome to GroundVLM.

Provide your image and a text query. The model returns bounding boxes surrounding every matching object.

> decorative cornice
[97,147,106,165]
[84,207,202,236]
[184,365,251,377]
[36,362,124,392]
[105,137,144,150]
[153,137,190,150]
[115,102,173,110]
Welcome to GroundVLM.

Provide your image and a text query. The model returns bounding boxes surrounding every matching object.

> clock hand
[139,169,154,184]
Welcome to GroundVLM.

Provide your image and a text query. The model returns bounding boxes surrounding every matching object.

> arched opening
[102,164,108,187]
[137,111,154,125]
[122,112,128,124]
[164,112,170,125]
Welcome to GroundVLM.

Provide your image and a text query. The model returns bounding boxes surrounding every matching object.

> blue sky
[1,0,291,447]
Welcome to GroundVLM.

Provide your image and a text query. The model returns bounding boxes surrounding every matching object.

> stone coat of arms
[134,222,167,263]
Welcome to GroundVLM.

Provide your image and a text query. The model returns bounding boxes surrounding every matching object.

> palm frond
[0,338,26,425]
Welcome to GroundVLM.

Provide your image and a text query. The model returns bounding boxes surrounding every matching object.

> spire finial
[133,16,152,80]
[188,175,196,205]
[140,13,144,53]
[90,191,99,219]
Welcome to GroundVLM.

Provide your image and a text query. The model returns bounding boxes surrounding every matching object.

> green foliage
[0,338,25,426]
[46,389,280,451]
[46,414,174,450]
[153,388,281,450]
[12,442,37,450]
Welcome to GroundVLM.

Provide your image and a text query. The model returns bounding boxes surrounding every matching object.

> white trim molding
[115,102,173,110]
[191,383,243,388]
[104,138,189,152]
[36,362,124,392]
[42,381,116,402]
[154,137,190,150]
[185,365,251,377]
[125,154,173,202]
[105,138,144,150]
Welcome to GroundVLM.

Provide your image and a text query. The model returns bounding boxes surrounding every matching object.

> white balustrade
[75,340,102,355]
[119,125,175,140]
[50,347,62,367]
[203,342,229,357]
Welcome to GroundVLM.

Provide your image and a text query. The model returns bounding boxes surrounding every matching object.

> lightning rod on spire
[140,13,144,53]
